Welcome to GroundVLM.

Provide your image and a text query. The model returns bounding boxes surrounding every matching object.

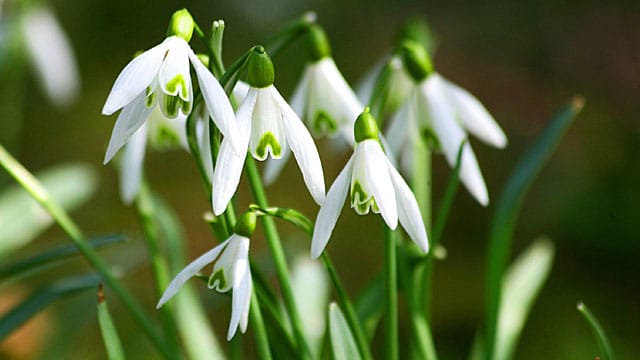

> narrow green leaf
[329,303,362,360]
[249,204,313,235]
[0,163,98,258]
[0,274,100,339]
[577,302,616,360]
[355,273,385,339]
[0,234,125,282]
[495,238,555,360]
[97,284,126,360]
[484,97,583,359]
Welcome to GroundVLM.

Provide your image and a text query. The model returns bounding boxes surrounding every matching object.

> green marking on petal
[350,180,378,215]
[208,268,228,292]
[145,90,156,108]
[165,74,188,98]
[313,111,338,135]
[161,94,191,119]
[255,132,282,160]
[421,127,441,151]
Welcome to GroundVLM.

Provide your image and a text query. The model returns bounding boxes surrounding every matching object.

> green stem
[250,292,273,360]
[135,182,180,357]
[245,158,313,359]
[411,139,432,314]
[0,145,172,359]
[384,225,398,360]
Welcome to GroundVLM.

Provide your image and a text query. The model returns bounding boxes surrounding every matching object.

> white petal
[311,157,353,259]
[359,140,397,228]
[119,123,147,204]
[102,40,167,115]
[249,87,288,160]
[458,142,489,206]
[227,236,251,340]
[158,38,192,102]
[274,87,326,205]
[195,105,214,180]
[289,66,311,117]
[103,92,152,164]
[232,81,250,104]
[263,146,291,185]
[314,58,363,128]
[189,51,241,153]
[157,240,229,308]
[384,96,412,161]
[438,74,507,148]
[21,6,79,107]
[421,77,489,206]
[211,92,253,215]
[355,56,387,104]
[386,158,429,252]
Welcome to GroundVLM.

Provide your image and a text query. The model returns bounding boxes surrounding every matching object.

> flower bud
[306,24,331,62]
[398,40,433,82]
[247,46,275,88]
[354,108,379,142]
[167,9,194,42]
[234,211,257,238]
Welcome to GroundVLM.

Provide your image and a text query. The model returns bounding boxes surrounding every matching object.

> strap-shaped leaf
[329,303,362,360]
[97,285,126,360]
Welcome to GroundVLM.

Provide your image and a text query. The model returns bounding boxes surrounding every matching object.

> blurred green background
[1,0,638,358]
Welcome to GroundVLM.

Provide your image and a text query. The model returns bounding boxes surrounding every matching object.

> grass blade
[495,238,555,360]
[0,234,125,281]
[0,273,101,340]
[484,97,583,359]
[97,284,126,360]
[0,163,97,258]
[329,303,362,360]
[577,302,616,360]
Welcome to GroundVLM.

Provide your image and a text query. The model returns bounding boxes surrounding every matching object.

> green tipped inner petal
[149,126,181,150]
[254,132,282,160]
[208,268,229,292]
[350,180,379,215]
[145,89,156,108]
[312,111,338,135]
[165,74,189,100]
[161,94,192,119]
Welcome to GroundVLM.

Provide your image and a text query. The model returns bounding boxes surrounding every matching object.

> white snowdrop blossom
[356,55,414,117]
[290,58,363,144]
[20,5,80,107]
[311,110,428,259]
[157,233,252,341]
[386,41,507,206]
[211,47,325,215]
[101,10,237,165]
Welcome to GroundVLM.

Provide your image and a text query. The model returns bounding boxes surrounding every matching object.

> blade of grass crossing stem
[0,145,171,358]
[0,274,101,340]
[329,303,362,360]
[484,97,584,359]
[97,284,126,360]
[495,238,555,360]
[0,234,125,282]
[577,302,616,360]
[153,194,226,359]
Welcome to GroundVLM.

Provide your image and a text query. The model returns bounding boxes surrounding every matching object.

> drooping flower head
[101,9,238,165]
[385,40,507,206]
[211,46,325,215]
[311,108,429,259]
[158,211,257,340]
[289,24,363,144]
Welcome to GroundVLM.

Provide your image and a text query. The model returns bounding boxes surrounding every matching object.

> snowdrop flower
[102,9,237,165]
[385,40,507,206]
[311,109,428,259]
[158,212,256,340]
[20,5,80,107]
[290,25,363,144]
[211,46,325,215]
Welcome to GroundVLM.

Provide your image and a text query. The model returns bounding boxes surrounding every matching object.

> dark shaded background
[1,0,638,358]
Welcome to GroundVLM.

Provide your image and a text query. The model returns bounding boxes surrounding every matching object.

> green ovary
[350,180,379,215]
[255,132,282,160]
[312,111,338,135]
